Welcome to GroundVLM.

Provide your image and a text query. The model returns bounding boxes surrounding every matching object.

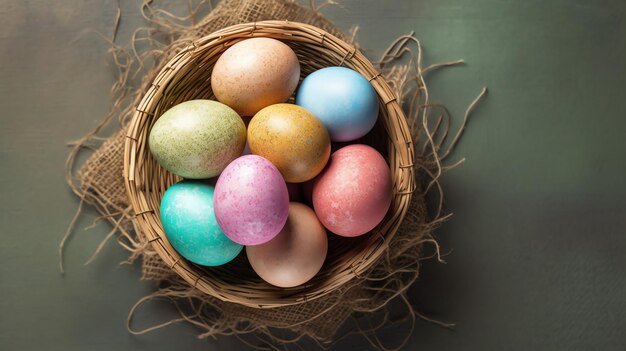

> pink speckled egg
[312,144,392,237]
[214,155,289,245]
[211,38,300,116]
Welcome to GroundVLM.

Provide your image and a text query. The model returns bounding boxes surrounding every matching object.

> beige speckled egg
[211,38,300,116]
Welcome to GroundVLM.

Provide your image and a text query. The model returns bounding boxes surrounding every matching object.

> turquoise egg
[160,180,243,266]
[295,66,379,142]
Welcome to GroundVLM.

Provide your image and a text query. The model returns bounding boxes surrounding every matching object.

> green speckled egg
[149,100,246,179]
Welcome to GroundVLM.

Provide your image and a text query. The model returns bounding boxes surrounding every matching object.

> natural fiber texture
[125,20,416,307]
[63,1,486,350]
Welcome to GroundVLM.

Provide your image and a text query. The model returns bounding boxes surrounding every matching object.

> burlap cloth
[63,0,485,349]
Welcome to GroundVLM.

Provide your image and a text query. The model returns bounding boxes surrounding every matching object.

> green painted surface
[0,1,624,350]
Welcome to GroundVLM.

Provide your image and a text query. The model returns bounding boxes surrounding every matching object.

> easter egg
[160,180,243,266]
[148,100,246,179]
[312,144,392,237]
[295,66,379,142]
[214,155,289,245]
[212,38,300,116]
[247,202,328,288]
[248,104,330,183]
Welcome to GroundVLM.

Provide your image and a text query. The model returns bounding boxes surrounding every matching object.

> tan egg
[248,104,331,183]
[246,202,328,288]
[211,38,300,116]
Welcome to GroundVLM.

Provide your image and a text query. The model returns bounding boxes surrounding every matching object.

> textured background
[1,0,625,350]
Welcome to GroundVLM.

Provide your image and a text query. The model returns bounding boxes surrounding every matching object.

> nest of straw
[124,20,415,308]
[64,1,486,347]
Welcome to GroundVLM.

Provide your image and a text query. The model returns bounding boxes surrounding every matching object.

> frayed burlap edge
[61,1,486,350]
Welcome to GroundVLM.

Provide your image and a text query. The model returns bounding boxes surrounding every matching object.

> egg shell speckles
[148,100,246,179]
[160,180,243,266]
[312,144,392,237]
[211,38,300,116]
[214,155,289,245]
[248,104,331,183]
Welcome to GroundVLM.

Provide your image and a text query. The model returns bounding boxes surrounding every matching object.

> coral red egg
[312,144,392,237]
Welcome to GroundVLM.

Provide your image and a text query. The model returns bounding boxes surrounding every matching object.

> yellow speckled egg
[248,104,330,183]
[211,38,300,116]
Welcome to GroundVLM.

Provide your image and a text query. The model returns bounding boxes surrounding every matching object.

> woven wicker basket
[123,21,415,308]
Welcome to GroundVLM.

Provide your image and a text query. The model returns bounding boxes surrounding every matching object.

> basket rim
[123,20,415,308]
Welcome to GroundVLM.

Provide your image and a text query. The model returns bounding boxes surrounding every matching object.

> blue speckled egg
[160,180,243,266]
[295,66,379,142]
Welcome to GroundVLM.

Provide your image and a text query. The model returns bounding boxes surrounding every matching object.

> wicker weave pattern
[123,21,414,308]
